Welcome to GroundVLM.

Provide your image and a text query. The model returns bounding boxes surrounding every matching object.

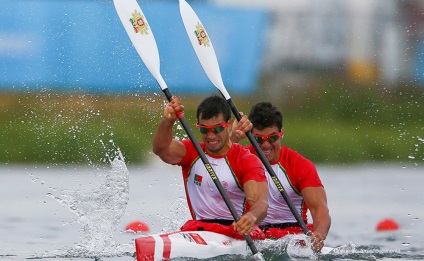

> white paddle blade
[179,0,231,100]
[113,0,167,90]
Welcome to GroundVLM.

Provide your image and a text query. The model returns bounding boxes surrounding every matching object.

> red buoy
[125,220,150,233]
[376,218,399,231]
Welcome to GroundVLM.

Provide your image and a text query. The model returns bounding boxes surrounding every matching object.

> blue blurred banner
[0,1,269,95]
[415,39,424,85]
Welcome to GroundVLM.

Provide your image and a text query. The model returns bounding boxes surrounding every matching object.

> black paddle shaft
[226,97,311,236]
[161,88,259,254]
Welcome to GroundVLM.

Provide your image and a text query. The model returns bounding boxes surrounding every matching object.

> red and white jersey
[248,145,323,225]
[178,140,266,220]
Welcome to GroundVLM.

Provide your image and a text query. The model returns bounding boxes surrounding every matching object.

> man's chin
[265,154,274,162]
[206,145,221,154]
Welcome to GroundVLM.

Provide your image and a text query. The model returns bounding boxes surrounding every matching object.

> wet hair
[196,95,231,122]
[248,102,283,131]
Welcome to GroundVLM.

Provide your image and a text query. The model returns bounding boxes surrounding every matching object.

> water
[1,157,423,261]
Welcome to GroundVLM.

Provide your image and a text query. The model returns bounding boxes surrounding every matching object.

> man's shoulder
[229,144,262,167]
[231,143,258,157]
[181,139,205,148]
[229,144,266,182]
[282,146,307,159]
[181,139,193,146]
[181,139,206,159]
[281,146,316,167]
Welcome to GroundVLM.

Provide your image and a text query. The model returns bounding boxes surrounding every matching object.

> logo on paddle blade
[194,174,203,186]
[194,22,210,47]
[130,10,149,35]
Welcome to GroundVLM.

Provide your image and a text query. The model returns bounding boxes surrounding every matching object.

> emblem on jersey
[194,174,203,186]
[221,181,228,190]
[194,22,210,47]
[130,10,149,35]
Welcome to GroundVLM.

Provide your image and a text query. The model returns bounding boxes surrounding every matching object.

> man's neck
[206,141,232,157]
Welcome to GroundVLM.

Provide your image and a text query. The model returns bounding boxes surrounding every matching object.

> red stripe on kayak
[135,236,156,261]
[162,230,192,259]
[160,234,172,260]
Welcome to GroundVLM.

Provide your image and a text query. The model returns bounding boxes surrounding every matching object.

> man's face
[252,125,283,163]
[197,113,230,156]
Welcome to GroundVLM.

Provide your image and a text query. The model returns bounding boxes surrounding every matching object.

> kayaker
[152,95,269,240]
[231,102,331,253]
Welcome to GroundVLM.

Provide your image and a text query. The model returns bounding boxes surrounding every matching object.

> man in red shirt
[231,102,331,252]
[152,95,268,239]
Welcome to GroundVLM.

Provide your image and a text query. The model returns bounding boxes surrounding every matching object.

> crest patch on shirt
[221,180,228,190]
[194,174,203,186]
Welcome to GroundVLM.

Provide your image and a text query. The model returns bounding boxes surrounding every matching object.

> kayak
[135,230,334,260]
[135,230,248,261]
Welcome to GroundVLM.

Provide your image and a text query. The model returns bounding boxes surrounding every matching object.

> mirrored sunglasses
[253,131,283,144]
[196,122,231,134]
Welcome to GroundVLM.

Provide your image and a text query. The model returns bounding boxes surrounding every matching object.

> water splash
[160,196,190,233]
[32,150,132,259]
[256,234,315,260]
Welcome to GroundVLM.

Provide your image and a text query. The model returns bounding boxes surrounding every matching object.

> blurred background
[1,0,423,166]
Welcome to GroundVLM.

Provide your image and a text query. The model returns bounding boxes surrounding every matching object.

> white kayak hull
[135,230,334,260]
[135,230,249,261]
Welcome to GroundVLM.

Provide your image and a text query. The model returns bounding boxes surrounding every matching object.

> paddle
[112,0,262,257]
[179,0,311,236]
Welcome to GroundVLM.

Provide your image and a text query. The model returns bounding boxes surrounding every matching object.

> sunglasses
[253,131,283,144]
[196,122,231,134]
